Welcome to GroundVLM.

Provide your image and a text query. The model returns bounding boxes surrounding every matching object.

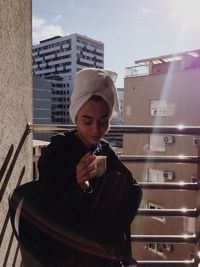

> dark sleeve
[102,141,143,222]
[36,135,84,223]
[37,134,76,183]
[103,142,142,260]
[104,142,137,183]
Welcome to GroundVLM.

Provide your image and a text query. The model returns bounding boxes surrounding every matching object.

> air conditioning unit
[193,138,200,146]
[161,243,173,252]
[163,135,175,144]
[163,171,175,180]
[191,176,197,183]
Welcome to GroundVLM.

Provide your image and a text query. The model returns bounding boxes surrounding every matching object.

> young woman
[9,68,142,267]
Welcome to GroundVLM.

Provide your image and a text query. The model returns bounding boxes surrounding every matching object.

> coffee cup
[93,155,107,176]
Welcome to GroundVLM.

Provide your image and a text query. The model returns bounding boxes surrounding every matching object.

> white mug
[93,155,107,176]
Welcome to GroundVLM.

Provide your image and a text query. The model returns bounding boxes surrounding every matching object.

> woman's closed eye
[82,118,93,125]
[81,116,109,126]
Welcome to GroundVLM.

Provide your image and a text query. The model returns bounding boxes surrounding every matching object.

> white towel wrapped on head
[69,68,120,123]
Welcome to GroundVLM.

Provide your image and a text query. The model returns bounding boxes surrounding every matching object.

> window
[149,134,165,152]
[146,243,164,255]
[150,100,167,117]
[146,243,173,255]
[148,201,166,223]
[148,168,165,182]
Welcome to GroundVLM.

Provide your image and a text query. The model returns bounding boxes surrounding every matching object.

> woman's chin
[89,138,101,145]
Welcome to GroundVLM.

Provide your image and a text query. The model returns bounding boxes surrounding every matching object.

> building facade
[32,34,104,124]
[33,75,52,125]
[124,49,200,261]
[117,87,124,123]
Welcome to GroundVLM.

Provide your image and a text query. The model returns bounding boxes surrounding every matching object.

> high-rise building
[124,49,200,262]
[33,75,52,140]
[33,75,52,125]
[32,34,104,123]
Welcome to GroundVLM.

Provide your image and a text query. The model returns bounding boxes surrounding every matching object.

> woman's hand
[76,153,99,190]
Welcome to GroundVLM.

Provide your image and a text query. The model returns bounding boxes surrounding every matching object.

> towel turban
[69,68,120,123]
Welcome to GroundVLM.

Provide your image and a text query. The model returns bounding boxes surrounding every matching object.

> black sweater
[15,131,142,267]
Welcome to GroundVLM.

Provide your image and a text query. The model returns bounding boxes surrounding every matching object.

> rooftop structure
[126,49,200,77]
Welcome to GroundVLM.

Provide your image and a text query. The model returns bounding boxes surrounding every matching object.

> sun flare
[172,0,200,28]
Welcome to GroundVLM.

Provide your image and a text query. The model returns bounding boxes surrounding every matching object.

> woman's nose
[91,121,100,133]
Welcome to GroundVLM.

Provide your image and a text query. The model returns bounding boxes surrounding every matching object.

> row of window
[77,61,97,68]
[52,111,66,115]
[52,83,66,88]
[33,39,71,53]
[37,69,71,78]
[76,45,103,57]
[33,44,103,61]
[77,39,99,50]
[52,91,66,95]
[52,104,69,109]
[52,118,70,123]
[76,46,103,57]
[52,90,70,95]
[33,47,72,59]
[51,97,69,102]
[33,45,103,62]
[33,55,72,66]
[77,53,103,63]
[52,85,70,89]
[34,63,72,72]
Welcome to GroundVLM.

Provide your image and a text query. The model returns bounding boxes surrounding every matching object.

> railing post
[195,144,200,266]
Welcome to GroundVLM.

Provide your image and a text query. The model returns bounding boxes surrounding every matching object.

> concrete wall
[124,68,200,126]
[0,0,32,266]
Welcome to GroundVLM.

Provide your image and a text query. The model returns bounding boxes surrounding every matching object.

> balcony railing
[30,123,200,266]
[3,123,200,266]
[125,64,150,77]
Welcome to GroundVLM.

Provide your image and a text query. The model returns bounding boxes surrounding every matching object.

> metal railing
[125,64,150,77]
[2,123,199,266]
[30,123,200,135]
[30,123,200,266]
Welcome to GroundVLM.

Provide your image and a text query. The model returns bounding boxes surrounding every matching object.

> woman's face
[76,98,110,147]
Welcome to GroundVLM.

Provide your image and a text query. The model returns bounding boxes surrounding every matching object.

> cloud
[137,7,154,16]
[32,16,66,44]
[52,15,63,23]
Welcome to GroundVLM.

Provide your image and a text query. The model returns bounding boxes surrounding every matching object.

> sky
[32,0,200,87]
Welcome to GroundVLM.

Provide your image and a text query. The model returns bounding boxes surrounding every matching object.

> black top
[9,130,142,267]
